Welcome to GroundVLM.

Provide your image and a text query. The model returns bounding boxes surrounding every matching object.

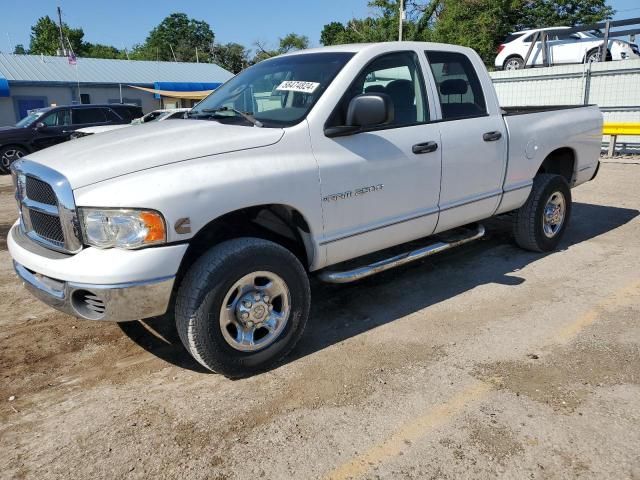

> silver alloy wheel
[587,51,601,63]
[505,58,522,70]
[542,191,566,238]
[219,271,291,352]
[1,148,25,169]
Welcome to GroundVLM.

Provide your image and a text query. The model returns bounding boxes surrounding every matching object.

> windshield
[15,111,44,128]
[190,52,355,127]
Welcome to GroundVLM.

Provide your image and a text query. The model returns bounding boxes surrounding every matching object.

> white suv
[495,27,640,70]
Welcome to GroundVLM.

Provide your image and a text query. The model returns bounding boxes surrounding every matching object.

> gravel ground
[0,159,639,479]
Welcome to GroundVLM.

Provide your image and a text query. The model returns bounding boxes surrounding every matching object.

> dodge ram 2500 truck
[8,42,602,376]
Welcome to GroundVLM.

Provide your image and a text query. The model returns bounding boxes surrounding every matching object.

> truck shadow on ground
[119,202,638,375]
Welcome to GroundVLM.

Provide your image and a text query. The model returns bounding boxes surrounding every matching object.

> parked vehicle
[8,42,602,376]
[0,104,143,173]
[495,27,640,70]
[71,108,189,139]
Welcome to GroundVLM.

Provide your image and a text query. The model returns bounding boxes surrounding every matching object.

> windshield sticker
[276,81,320,94]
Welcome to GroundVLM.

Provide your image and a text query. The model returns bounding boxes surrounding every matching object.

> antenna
[57,6,67,56]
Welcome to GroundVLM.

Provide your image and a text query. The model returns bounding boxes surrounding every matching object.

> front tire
[175,238,310,377]
[513,174,572,252]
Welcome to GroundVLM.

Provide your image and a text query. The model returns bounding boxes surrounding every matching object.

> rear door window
[425,51,487,121]
[72,108,107,125]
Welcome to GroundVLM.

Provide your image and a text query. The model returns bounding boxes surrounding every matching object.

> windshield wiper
[196,107,263,127]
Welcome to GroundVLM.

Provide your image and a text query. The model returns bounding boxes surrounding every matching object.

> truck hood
[25,120,285,188]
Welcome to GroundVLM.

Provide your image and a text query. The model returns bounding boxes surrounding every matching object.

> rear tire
[503,56,524,70]
[512,174,572,252]
[175,237,310,377]
[0,145,28,174]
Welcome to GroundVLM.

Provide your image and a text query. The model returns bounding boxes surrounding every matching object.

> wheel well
[503,55,524,65]
[537,148,576,185]
[585,47,611,61]
[176,204,314,283]
[0,143,30,153]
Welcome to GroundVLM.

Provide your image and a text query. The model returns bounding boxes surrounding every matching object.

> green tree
[320,21,346,45]
[13,44,27,54]
[278,33,309,53]
[29,15,85,56]
[431,0,522,64]
[515,0,614,29]
[251,33,310,63]
[140,13,215,63]
[83,43,121,59]
[211,42,249,73]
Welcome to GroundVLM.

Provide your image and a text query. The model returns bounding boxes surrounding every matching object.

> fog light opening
[71,289,106,320]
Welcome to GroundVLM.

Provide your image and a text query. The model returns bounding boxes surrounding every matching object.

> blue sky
[1,0,639,54]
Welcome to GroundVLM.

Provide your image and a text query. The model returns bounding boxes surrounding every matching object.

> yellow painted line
[324,381,492,480]
[602,122,640,136]
[555,280,640,344]
[324,280,640,480]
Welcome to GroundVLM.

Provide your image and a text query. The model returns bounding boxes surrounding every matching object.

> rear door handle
[412,141,438,154]
[483,131,502,142]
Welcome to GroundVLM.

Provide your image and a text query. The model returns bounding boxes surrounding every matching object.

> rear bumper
[14,261,175,321]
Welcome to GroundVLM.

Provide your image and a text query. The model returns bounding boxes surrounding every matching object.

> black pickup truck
[0,103,143,173]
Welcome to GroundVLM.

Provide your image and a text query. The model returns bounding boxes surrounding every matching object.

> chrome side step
[318,224,485,284]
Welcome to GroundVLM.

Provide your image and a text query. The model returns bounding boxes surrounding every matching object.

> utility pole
[398,0,405,41]
[169,43,177,62]
[57,6,66,56]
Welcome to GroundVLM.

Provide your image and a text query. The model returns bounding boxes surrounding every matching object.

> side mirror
[325,93,393,138]
[34,122,46,130]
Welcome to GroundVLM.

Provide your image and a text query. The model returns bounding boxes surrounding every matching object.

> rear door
[424,50,507,233]
[71,107,109,129]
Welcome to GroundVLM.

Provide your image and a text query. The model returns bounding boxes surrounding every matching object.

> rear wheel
[503,56,524,70]
[175,238,310,377]
[0,146,27,174]
[513,174,572,252]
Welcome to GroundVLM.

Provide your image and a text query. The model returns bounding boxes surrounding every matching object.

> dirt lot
[1,158,639,479]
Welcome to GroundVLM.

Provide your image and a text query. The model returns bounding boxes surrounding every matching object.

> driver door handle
[412,141,438,154]
[483,131,502,142]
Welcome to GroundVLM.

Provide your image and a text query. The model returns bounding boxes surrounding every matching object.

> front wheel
[175,238,310,377]
[0,146,28,174]
[512,174,572,252]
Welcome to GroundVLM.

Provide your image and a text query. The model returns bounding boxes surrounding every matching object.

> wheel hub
[235,292,273,327]
[219,271,291,352]
[542,191,566,238]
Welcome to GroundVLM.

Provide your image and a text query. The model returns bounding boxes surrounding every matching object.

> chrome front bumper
[14,261,175,321]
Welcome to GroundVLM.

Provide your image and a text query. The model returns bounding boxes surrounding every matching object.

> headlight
[80,208,166,249]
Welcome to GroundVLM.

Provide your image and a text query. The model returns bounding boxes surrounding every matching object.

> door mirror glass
[34,122,46,129]
[347,93,393,127]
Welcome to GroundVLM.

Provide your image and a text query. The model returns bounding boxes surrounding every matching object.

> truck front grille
[28,209,65,246]
[12,160,83,254]
[25,177,58,206]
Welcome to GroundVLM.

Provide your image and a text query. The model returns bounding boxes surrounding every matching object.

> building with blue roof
[0,53,233,126]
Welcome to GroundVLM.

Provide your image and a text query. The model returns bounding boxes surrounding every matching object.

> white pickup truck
[8,42,602,376]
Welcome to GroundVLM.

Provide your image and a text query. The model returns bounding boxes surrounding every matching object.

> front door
[310,50,442,266]
[424,50,507,233]
[32,108,72,151]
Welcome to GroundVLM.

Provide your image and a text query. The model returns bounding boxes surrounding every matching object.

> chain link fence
[490,59,640,153]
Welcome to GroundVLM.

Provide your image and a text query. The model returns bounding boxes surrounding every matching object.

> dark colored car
[0,104,144,173]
